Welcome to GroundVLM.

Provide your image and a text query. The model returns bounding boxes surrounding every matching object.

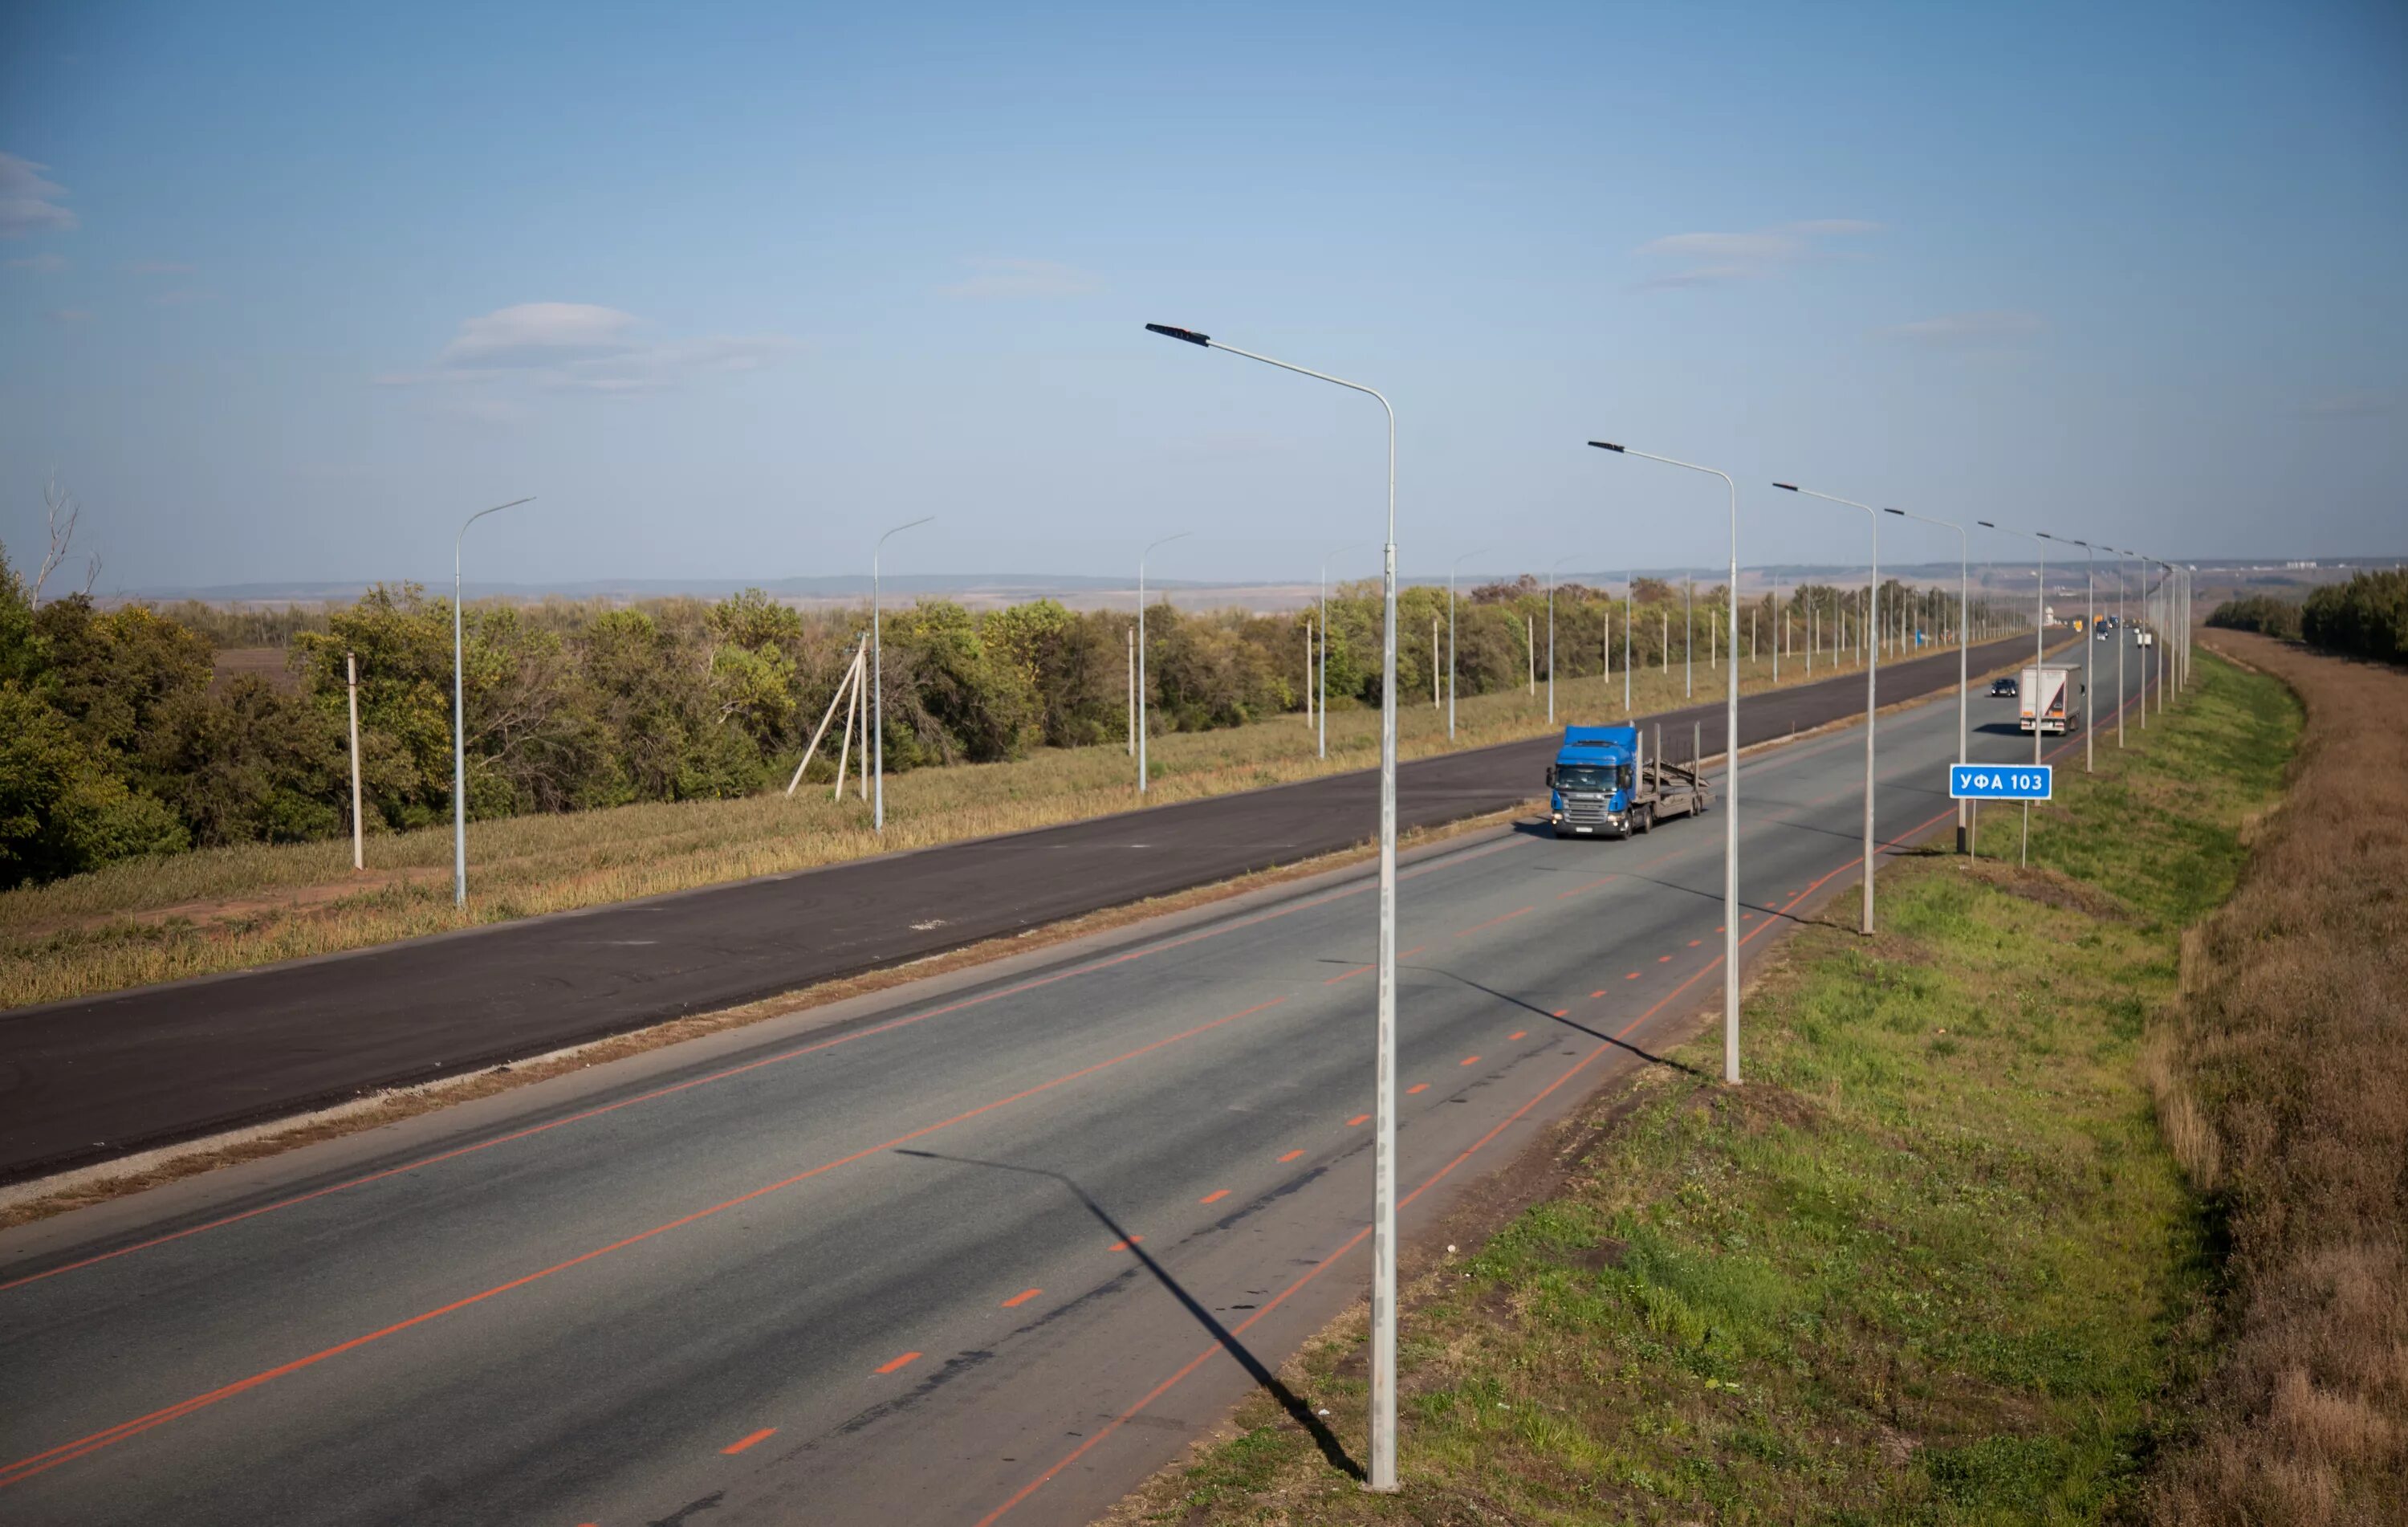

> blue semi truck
[1545,723,1714,840]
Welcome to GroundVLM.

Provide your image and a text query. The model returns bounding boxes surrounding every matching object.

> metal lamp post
[451,495,535,907]
[1774,484,1877,935]
[873,515,935,832]
[1885,507,1970,851]
[1979,522,2045,866]
[1318,544,1368,760]
[2040,533,2096,772]
[1592,442,1741,1084]
[1145,322,1405,1493]
[1621,571,1633,714]
[1135,531,1191,795]
[1448,547,1490,740]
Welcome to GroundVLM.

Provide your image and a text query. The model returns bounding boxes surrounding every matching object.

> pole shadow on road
[1396,962,1711,1081]
[889,1149,1365,1480]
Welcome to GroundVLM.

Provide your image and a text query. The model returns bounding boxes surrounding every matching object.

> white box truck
[2020,663,2081,735]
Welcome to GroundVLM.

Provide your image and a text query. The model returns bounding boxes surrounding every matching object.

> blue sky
[2,0,2402,592]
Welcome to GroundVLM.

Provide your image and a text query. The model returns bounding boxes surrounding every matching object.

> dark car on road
[1989,677,2019,697]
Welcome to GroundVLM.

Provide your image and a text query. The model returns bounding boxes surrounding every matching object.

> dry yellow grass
[0,649,1891,1009]
[2141,630,2408,1525]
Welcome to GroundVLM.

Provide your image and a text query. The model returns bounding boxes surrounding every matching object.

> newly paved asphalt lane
[1,634,2050,1183]
[0,637,2154,1526]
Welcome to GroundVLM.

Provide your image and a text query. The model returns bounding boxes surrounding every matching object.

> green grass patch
[1114,653,2299,1525]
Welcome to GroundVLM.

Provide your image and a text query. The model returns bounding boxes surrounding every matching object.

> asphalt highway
[0,636,2155,1526]
[0,633,2049,1183]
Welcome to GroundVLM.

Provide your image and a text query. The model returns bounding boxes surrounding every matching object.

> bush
[2299,569,2408,665]
[2206,595,2302,640]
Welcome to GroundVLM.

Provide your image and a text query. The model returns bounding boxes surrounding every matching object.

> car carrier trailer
[1546,723,1714,840]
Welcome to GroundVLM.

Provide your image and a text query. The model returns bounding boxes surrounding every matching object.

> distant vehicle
[1989,677,2019,698]
[2097,627,2113,641]
[1547,723,1712,840]
[2135,628,2156,647]
[2020,663,2083,735]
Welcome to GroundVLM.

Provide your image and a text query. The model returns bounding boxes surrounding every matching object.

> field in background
[3,648,1898,1009]
[1113,651,2300,1524]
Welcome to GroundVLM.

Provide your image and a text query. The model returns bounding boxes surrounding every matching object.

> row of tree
[2208,571,2408,666]
[0,540,2009,890]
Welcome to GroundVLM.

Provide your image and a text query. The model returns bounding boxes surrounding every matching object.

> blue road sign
[1950,764,2052,800]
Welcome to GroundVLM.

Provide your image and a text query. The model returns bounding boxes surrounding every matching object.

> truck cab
[1548,725,1640,837]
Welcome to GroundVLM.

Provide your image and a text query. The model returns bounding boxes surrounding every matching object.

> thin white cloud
[1633,220,1881,288]
[1880,310,2045,348]
[0,152,76,238]
[384,302,796,396]
[938,258,1100,300]
[7,252,66,272]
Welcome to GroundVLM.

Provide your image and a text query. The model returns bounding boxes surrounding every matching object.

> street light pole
[1317,546,1365,760]
[1145,322,1405,1492]
[1136,531,1191,795]
[873,515,935,832]
[2041,534,2096,773]
[1448,547,1489,740]
[1979,522,2045,866]
[1885,507,1970,852]
[1775,484,1877,935]
[1622,572,1633,715]
[1593,442,1741,1084]
[451,495,534,907]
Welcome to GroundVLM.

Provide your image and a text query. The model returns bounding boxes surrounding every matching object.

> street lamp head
[1587,441,1625,453]
[1772,483,1799,492]
[1144,323,1210,347]
[1977,519,1999,529]
[1881,507,1905,517]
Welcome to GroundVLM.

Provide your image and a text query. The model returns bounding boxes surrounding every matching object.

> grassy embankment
[1,645,1917,1010]
[1114,649,2301,1524]
[2137,630,2406,1525]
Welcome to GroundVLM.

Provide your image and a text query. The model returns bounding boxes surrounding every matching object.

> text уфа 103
[1950,764,2052,800]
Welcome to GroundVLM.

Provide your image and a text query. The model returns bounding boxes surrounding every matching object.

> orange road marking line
[1108,1236,1143,1252]
[1589,988,1606,998]
[875,1352,921,1375]
[1347,1114,1370,1126]
[1625,971,1639,979]
[1002,1289,1041,1309]
[0,996,1290,1490]
[1460,1055,1480,1067]
[1323,964,1373,984]
[1689,939,1701,947]
[1454,906,1535,939]
[1513,1030,1530,1040]
[1278,1149,1304,1163]
[1555,874,1619,899]
[1658,954,1673,963]
[1200,1190,1230,1205]
[1399,943,1426,959]
[722,1427,776,1455]
[1407,1083,1429,1094]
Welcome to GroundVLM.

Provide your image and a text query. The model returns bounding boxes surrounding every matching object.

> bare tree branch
[32,475,81,606]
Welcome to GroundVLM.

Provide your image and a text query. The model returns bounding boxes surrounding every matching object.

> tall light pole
[1145,322,1405,1492]
[2111,548,2129,747]
[2151,559,2174,716]
[1979,521,2045,866]
[2040,533,2096,772]
[451,495,534,907]
[1775,484,1877,935]
[1593,442,1740,1084]
[1135,531,1191,795]
[1448,546,1490,740]
[1683,574,1694,698]
[1318,545,1368,760]
[1546,555,1580,725]
[1885,507,1970,852]
[872,515,935,832]
[1621,571,1633,715]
